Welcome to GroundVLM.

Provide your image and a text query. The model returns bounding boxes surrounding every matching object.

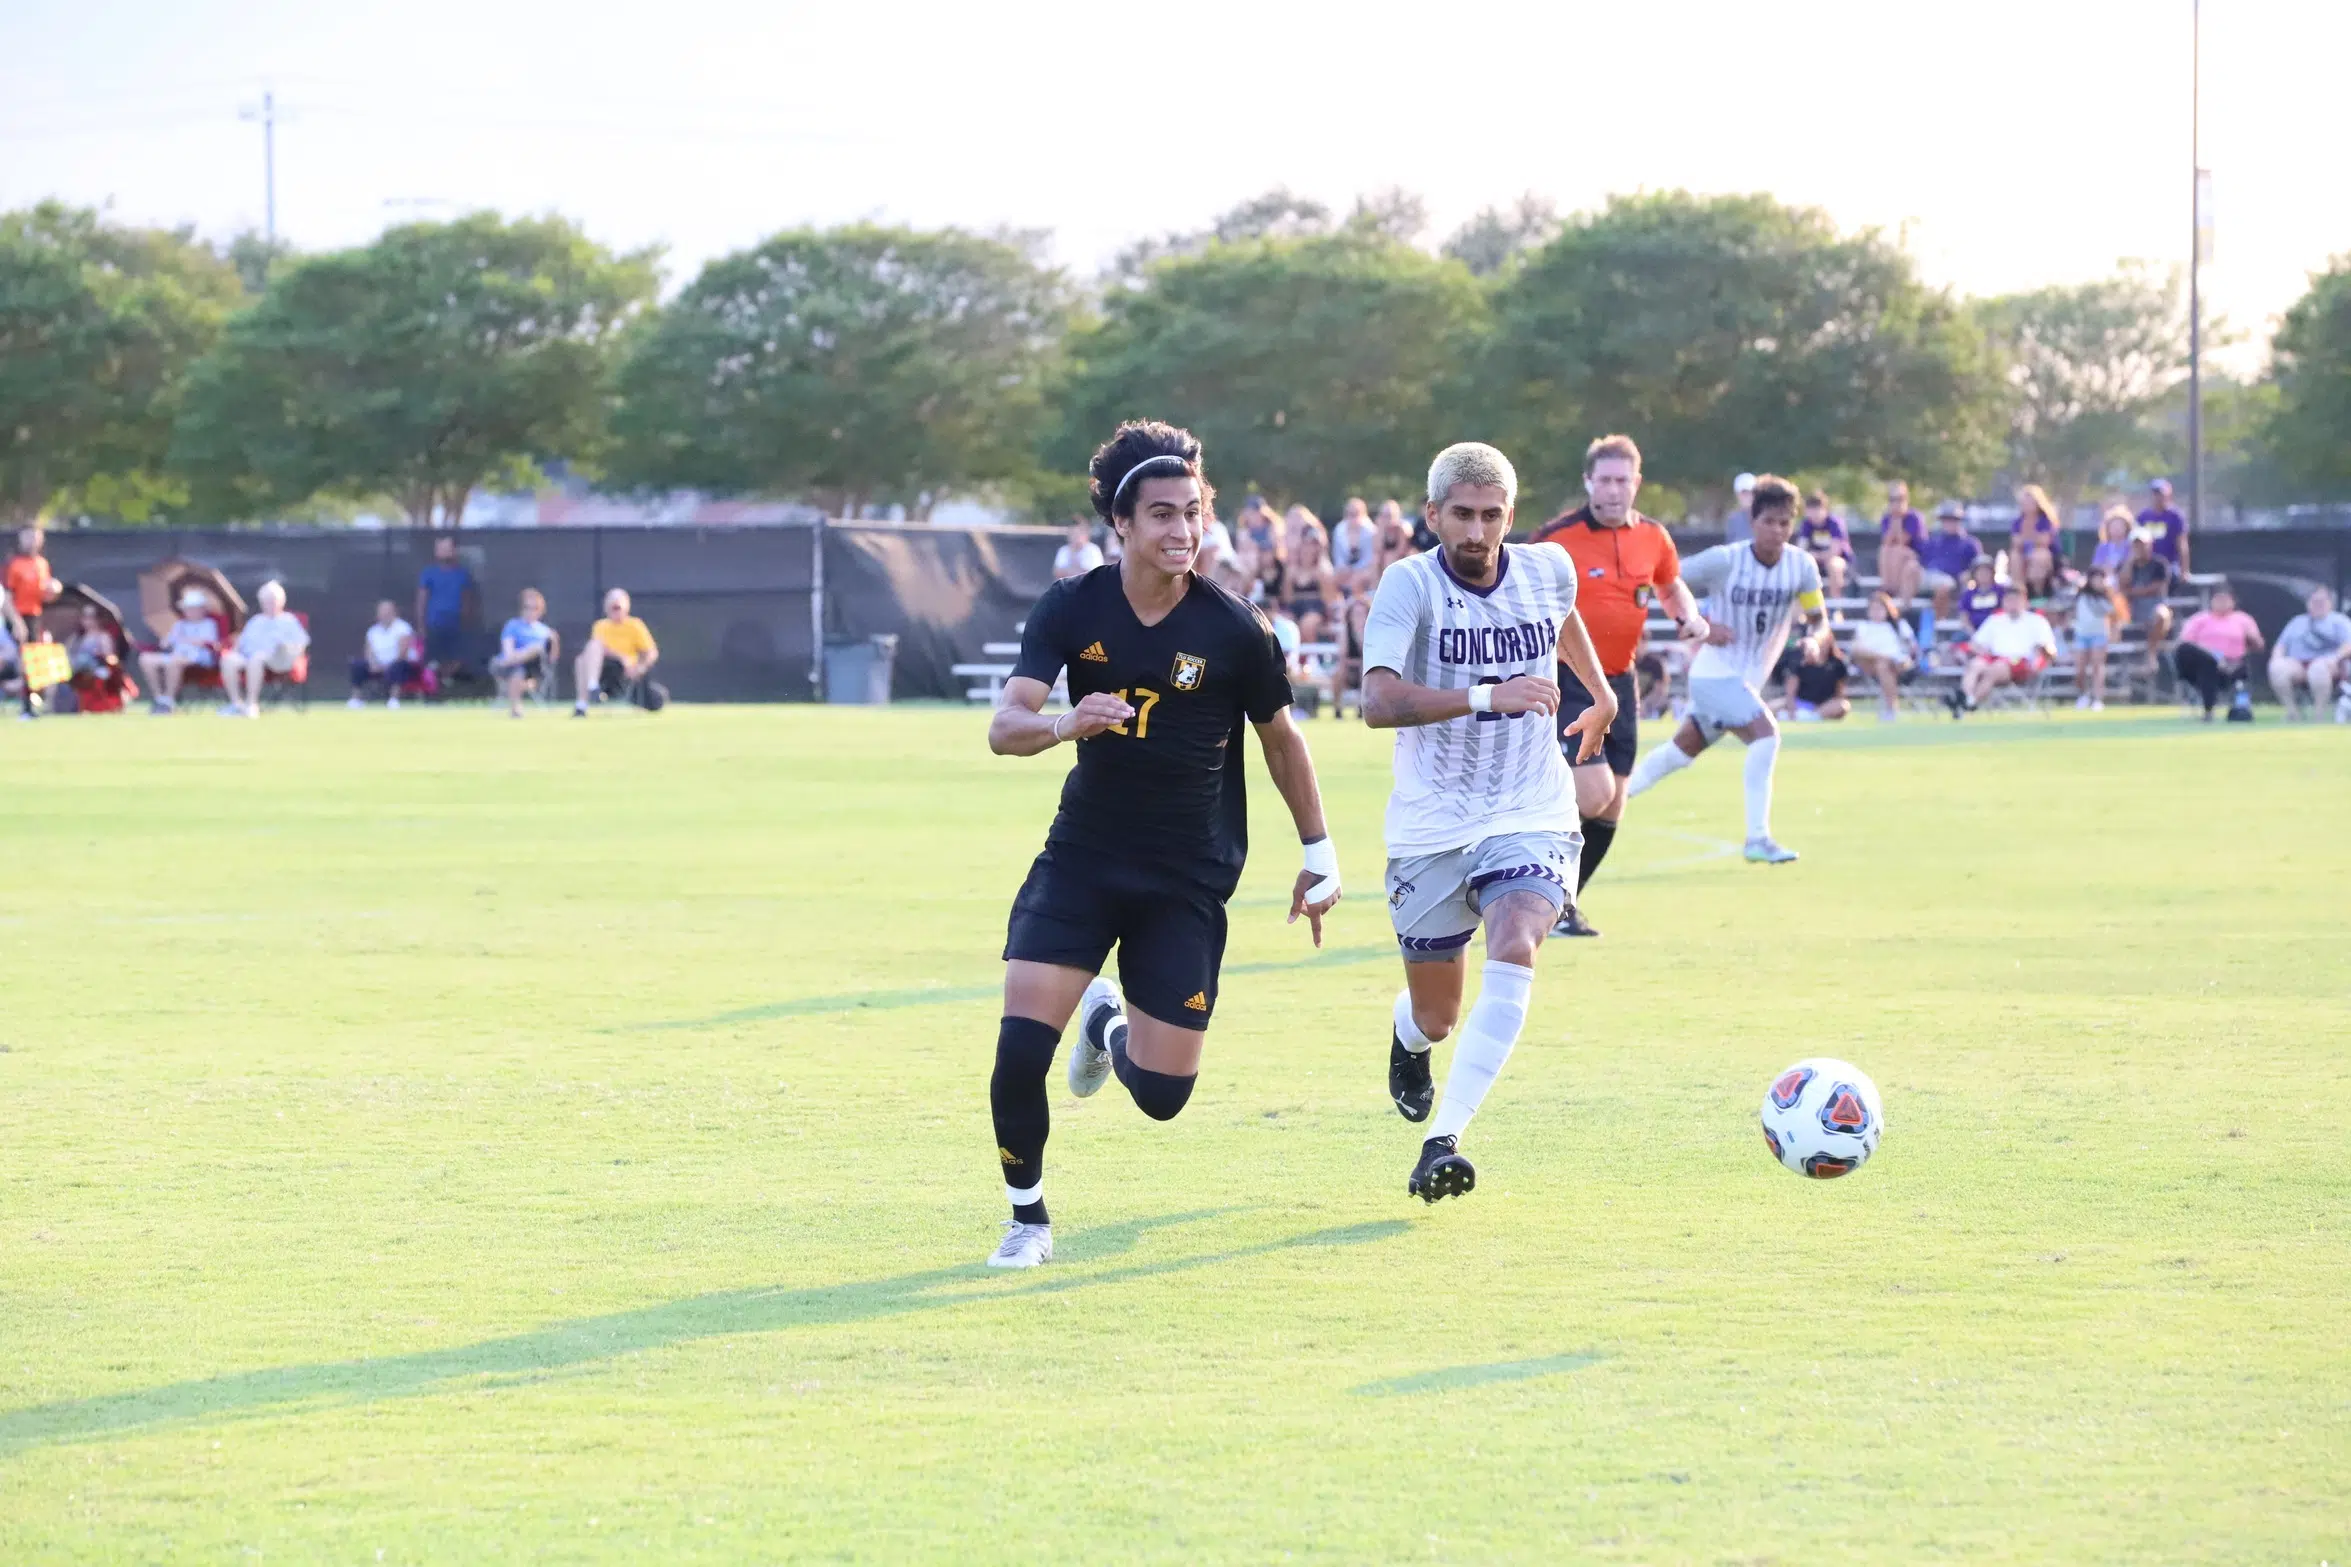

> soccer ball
[1759,1058,1884,1179]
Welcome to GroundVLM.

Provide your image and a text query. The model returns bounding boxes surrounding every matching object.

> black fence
[37,519,2348,704]
[41,522,1063,703]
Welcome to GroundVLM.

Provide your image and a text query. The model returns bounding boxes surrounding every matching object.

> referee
[1528,434,1709,937]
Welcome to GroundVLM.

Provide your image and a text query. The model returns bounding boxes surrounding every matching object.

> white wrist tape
[1466,683,1494,714]
[1301,836,1342,904]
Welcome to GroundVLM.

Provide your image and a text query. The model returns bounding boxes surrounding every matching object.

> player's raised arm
[1358,567,1558,729]
[988,587,1134,755]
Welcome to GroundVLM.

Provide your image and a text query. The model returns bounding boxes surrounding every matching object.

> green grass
[2,704,2345,1563]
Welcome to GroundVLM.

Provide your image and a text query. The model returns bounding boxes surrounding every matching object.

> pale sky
[3,0,2343,374]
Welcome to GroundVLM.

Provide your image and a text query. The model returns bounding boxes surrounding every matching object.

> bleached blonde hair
[1426,442,1519,510]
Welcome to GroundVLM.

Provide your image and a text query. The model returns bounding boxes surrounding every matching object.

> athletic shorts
[1386,829,1578,961]
[1003,845,1228,1030]
[2074,627,2111,651]
[1688,675,1767,739]
[1558,668,1638,777]
[1920,569,1959,593]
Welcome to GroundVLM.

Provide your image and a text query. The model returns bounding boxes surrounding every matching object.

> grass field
[2,703,2345,1563]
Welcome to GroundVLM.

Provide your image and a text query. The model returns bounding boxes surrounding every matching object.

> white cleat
[1744,836,1800,865]
[985,1219,1052,1269]
[1068,975,1122,1098]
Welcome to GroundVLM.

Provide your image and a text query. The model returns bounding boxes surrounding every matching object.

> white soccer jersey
[1682,543,1824,687]
[1360,542,1582,856]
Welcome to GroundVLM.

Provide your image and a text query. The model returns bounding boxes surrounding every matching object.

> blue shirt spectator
[501,615,553,656]
[414,536,477,664]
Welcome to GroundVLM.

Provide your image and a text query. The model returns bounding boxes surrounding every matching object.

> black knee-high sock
[990,1016,1059,1224]
[1577,817,1618,892]
[1110,1030,1197,1122]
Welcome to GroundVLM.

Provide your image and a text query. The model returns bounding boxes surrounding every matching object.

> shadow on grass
[1350,1351,1605,1397]
[1,1211,1409,1456]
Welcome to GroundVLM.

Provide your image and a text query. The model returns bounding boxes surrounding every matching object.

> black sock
[1110,1030,1197,1122]
[990,1016,1059,1224]
[1577,817,1618,892]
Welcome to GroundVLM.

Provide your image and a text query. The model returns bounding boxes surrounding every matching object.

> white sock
[1428,960,1534,1143]
[1743,734,1779,841]
[1392,988,1434,1054]
[1627,740,1693,797]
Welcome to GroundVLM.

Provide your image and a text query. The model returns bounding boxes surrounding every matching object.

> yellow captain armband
[1797,589,1826,615]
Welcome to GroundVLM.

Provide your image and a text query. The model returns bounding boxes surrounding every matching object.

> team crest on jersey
[1171,652,1207,690]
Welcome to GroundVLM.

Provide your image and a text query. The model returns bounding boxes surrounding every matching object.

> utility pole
[2187,0,2204,536]
[240,89,278,245]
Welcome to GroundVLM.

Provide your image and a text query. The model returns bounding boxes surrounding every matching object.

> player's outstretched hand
[1061,691,1137,739]
[1678,613,1712,643]
[1704,620,1737,648]
[1488,674,1560,718]
[1564,698,1618,764]
[1287,869,1340,948]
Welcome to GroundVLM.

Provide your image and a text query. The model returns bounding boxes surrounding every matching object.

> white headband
[1111,453,1190,509]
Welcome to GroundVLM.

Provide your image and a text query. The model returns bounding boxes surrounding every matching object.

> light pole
[2187,1,2205,535]
[239,89,278,245]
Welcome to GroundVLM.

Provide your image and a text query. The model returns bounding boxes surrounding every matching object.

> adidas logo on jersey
[1079,641,1109,662]
[1183,991,1209,1012]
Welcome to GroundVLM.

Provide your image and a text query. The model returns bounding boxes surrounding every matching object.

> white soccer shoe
[1068,975,1123,1099]
[986,1220,1053,1269]
[1744,836,1800,865]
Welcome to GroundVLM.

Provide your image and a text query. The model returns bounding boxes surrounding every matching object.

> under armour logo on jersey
[1078,641,1109,662]
[1183,991,1209,1011]
[1446,597,1468,610]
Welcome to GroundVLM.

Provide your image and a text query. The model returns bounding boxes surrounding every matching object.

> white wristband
[1301,836,1342,904]
[1050,711,1070,743]
[1466,683,1494,714]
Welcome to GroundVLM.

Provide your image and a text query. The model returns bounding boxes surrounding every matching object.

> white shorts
[1688,676,1766,739]
[1386,829,1580,961]
[240,646,301,674]
[1920,569,1959,593]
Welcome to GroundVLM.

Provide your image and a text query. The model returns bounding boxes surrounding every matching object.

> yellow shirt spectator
[592,614,656,662]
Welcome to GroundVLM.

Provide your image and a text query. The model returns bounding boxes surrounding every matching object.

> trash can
[823,633,899,704]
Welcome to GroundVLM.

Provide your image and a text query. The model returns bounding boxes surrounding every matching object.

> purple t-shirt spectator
[1959,582,2004,630]
[2137,505,2186,565]
[1919,530,1982,580]
[1878,510,1926,554]
[1797,514,1852,559]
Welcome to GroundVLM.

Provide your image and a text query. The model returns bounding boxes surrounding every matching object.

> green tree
[1441,195,1560,278]
[170,212,655,525]
[609,225,1070,519]
[1055,231,1485,510]
[1476,192,2004,515]
[2259,256,2351,499]
[1977,263,2190,504]
[0,203,243,522]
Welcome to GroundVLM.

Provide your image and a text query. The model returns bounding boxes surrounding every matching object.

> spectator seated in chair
[66,604,130,712]
[492,588,559,718]
[218,580,310,718]
[2268,586,2351,722]
[138,590,223,714]
[2174,585,2265,723]
[2119,531,2177,670]
[1845,590,1919,721]
[349,599,422,707]
[0,610,21,710]
[1947,585,2057,718]
[1778,634,1852,722]
[573,588,659,716]
[1796,490,1854,598]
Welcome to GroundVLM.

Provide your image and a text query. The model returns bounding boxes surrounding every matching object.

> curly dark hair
[1088,420,1212,524]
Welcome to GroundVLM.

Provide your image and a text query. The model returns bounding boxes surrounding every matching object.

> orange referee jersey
[1528,505,1681,676]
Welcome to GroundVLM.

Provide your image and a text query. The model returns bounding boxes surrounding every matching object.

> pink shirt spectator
[2179,609,2260,662]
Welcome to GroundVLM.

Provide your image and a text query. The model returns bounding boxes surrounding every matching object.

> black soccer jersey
[1012,566,1293,897]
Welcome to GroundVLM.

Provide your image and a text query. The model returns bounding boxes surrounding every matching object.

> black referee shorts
[1558,669,1639,778]
[1003,845,1228,1031]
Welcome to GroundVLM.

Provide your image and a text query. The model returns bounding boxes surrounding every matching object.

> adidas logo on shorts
[1183,991,1208,1011]
[1079,641,1109,662]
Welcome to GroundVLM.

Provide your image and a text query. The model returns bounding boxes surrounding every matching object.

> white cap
[1733,472,1757,494]
[178,589,210,611]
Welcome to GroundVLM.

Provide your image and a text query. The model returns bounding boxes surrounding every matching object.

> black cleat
[1407,1135,1476,1203]
[1551,904,1601,939]
[1389,1034,1434,1122]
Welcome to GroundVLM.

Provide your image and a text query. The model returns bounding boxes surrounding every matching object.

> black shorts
[1003,845,1228,1031]
[1558,669,1639,777]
